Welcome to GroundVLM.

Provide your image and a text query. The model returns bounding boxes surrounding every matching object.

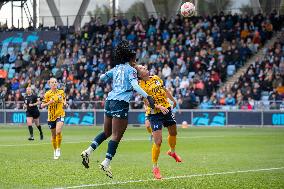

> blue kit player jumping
[81,40,155,178]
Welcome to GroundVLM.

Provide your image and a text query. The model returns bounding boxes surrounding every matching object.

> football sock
[105,140,119,160]
[152,143,161,166]
[51,137,56,150]
[168,135,176,153]
[89,132,107,152]
[101,158,111,168]
[56,133,62,149]
[28,126,33,137]
[85,146,94,155]
[36,125,43,134]
[146,126,152,134]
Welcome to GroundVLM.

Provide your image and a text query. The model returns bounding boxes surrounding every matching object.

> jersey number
[115,68,125,88]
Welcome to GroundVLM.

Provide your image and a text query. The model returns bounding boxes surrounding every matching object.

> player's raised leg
[81,115,112,169]
[167,124,182,162]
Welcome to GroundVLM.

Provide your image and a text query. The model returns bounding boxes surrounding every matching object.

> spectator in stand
[199,96,212,109]
[0,12,282,110]
[225,94,236,106]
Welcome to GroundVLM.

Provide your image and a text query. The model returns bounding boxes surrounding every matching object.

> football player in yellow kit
[136,65,182,179]
[41,78,66,160]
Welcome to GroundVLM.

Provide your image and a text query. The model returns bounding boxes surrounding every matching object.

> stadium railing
[2,100,284,110]
[0,108,283,126]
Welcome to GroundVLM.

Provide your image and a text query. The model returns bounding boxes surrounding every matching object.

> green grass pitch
[0,125,284,189]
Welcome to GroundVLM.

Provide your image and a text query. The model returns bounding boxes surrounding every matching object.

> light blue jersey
[100,63,148,102]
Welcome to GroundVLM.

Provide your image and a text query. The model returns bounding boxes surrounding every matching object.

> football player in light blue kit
[81,40,155,178]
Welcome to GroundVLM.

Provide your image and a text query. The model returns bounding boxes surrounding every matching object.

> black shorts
[48,117,65,129]
[149,108,176,131]
[104,100,129,119]
[26,110,40,119]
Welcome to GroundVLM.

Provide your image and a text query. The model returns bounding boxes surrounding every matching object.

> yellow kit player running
[136,65,182,179]
[41,78,66,160]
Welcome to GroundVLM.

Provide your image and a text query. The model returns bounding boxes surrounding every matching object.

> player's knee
[111,134,123,142]
[155,139,162,146]
[170,131,177,136]
[104,131,112,138]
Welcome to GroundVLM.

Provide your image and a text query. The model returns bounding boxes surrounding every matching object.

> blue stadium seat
[8,69,15,79]
[21,42,28,53]
[3,63,10,71]
[227,65,236,76]
[52,67,58,75]
[9,63,15,69]
[47,41,54,50]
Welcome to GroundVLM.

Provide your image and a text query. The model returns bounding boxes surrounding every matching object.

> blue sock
[106,140,119,160]
[90,132,107,150]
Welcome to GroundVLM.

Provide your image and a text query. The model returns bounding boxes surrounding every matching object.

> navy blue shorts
[48,117,65,129]
[149,108,176,131]
[104,100,129,119]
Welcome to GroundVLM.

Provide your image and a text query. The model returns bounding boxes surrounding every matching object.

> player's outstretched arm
[131,79,155,109]
[99,69,114,83]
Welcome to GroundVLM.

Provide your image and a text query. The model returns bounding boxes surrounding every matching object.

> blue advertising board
[263,112,284,126]
[1,110,284,126]
[0,111,4,123]
[192,112,226,126]
[5,111,95,125]
[0,31,60,45]
[228,112,262,125]
[95,111,192,125]
[175,112,192,125]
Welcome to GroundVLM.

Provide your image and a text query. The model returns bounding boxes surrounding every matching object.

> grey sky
[0,0,250,27]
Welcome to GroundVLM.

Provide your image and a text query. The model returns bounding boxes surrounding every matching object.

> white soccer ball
[180,2,196,17]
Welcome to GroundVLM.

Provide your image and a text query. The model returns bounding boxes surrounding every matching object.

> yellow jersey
[139,75,171,115]
[43,89,65,121]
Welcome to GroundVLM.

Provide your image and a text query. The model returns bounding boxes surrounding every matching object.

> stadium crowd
[0,11,283,110]
[227,39,284,110]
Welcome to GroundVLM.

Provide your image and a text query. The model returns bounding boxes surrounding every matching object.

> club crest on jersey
[155,80,161,86]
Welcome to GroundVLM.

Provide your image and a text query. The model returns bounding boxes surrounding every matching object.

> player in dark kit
[23,86,43,140]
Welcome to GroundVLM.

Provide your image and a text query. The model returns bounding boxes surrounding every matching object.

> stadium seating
[0,12,283,110]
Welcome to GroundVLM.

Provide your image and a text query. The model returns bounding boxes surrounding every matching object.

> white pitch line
[0,135,225,147]
[54,167,284,189]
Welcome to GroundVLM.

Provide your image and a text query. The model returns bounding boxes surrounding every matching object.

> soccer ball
[180,2,196,17]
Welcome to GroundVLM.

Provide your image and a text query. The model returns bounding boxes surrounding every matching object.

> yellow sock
[146,126,152,134]
[51,137,56,150]
[152,143,161,165]
[56,133,62,149]
[168,135,176,152]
